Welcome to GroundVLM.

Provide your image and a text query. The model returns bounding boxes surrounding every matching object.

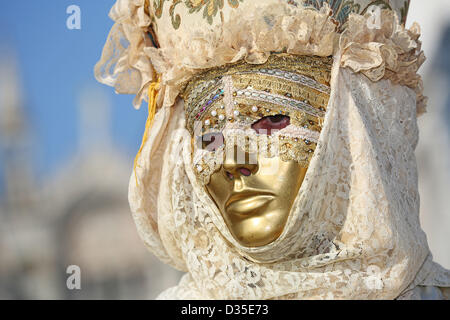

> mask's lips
[225,190,275,216]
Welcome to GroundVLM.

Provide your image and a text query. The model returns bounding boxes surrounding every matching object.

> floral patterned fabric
[152,0,410,30]
[303,0,410,28]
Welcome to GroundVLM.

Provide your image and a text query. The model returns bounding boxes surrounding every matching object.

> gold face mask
[183,54,331,247]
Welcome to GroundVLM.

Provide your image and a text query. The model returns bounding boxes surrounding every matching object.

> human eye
[251,114,290,135]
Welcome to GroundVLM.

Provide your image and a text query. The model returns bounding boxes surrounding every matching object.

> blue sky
[0,1,147,181]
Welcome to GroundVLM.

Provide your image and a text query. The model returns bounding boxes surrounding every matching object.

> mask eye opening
[251,114,290,135]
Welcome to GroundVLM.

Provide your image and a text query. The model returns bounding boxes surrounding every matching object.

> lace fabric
[130,58,450,299]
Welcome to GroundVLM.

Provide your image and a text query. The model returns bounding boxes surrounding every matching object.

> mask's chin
[204,155,308,248]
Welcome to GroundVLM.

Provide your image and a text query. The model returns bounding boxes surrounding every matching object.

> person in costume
[95,0,450,299]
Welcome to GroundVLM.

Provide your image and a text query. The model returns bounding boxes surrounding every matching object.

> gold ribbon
[133,75,161,185]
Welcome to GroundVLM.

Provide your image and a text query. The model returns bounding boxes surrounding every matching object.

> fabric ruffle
[95,1,426,114]
[340,10,427,115]
[94,0,155,108]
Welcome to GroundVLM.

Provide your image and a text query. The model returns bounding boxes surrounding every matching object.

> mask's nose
[223,144,258,180]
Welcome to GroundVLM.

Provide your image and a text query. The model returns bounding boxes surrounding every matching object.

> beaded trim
[184,55,331,133]
[186,79,225,126]
[235,88,325,118]
[192,127,320,185]
[239,68,331,95]
[181,54,332,95]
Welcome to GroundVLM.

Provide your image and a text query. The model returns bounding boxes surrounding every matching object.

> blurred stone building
[0,51,182,299]
[416,24,450,269]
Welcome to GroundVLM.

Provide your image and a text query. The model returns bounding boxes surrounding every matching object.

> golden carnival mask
[183,54,332,247]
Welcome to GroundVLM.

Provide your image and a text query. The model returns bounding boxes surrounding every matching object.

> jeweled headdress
[183,54,332,183]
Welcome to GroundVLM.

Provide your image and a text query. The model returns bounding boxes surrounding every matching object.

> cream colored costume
[95,0,450,299]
